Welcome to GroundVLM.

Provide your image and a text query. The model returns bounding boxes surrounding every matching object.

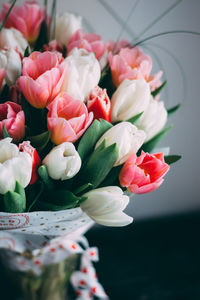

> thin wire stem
[132,0,183,44]
[133,30,200,47]
[0,0,17,32]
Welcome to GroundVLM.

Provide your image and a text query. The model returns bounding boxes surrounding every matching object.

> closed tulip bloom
[43,142,81,180]
[47,92,93,145]
[61,48,101,102]
[119,151,170,194]
[19,51,67,108]
[95,122,146,166]
[0,138,32,194]
[80,186,133,227]
[67,29,105,60]
[0,101,25,142]
[136,97,167,142]
[0,28,28,55]
[87,86,111,122]
[55,13,82,46]
[0,1,44,44]
[0,48,21,87]
[108,47,162,91]
[111,79,150,123]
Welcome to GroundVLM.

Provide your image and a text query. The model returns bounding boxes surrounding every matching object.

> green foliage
[34,19,49,51]
[78,119,112,161]
[3,125,10,138]
[27,130,51,154]
[164,155,182,165]
[3,182,26,213]
[127,112,143,125]
[167,103,181,116]
[140,125,173,153]
[151,81,167,98]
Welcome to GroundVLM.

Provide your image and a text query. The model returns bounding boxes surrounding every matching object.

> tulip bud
[42,142,81,180]
[0,138,32,194]
[0,28,29,55]
[95,122,146,166]
[111,79,150,122]
[55,13,82,46]
[87,86,111,122]
[80,186,133,227]
[61,48,101,102]
[0,48,21,86]
[136,97,167,142]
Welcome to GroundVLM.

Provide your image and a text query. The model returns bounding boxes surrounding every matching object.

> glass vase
[3,254,78,300]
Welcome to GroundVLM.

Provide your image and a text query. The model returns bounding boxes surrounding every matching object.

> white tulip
[55,12,82,46]
[0,28,28,55]
[80,186,133,227]
[0,48,21,86]
[0,138,32,194]
[136,97,167,142]
[42,142,81,180]
[111,79,150,122]
[95,122,146,166]
[61,48,101,102]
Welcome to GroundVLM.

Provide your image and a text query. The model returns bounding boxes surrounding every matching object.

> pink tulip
[19,51,67,109]
[0,68,5,90]
[106,39,130,54]
[43,40,64,62]
[0,101,25,142]
[108,47,162,91]
[119,151,170,194]
[67,29,105,60]
[0,1,44,44]
[47,92,93,145]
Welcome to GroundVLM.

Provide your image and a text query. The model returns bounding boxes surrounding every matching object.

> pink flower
[43,40,64,62]
[19,51,67,108]
[106,39,130,54]
[108,47,162,91]
[47,93,93,145]
[87,86,111,122]
[0,1,44,44]
[19,141,41,185]
[0,101,25,142]
[119,151,170,194]
[67,29,105,60]
[0,68,5,90]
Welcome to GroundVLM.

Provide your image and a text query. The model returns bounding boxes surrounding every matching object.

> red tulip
[19,141,41,185]
[119,151,170,194]
[87,86,111,122]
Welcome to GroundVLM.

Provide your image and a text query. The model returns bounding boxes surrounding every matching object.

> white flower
[0,138,32,194]
[42,142,81,180]
[61,48,101,102]
[111,79,150,122]
[80,186,133,227]
[0,28,28,55]
[0,48,21,86]
[95,122,146,166]
[136,96,167,142]
[55,12,82,46]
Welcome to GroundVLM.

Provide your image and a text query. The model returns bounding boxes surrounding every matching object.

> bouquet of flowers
[0,1,181,299]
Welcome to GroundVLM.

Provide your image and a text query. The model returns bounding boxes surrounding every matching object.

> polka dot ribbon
[70,236,109,300]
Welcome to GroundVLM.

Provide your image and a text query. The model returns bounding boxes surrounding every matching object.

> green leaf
[151,80,167,98]
[27,182,44,212]
[3,182,26,213]
[167,103,181,116]
[100,165,123,187]
[34,19,48,51]
[164,155,182,165]
[140,125,173,153]
[78,119,112,160]
[127,112,143,125]
[40,190,86,211]
[38,165,54,190]
[3,125,10,138]
[27,130,51,153]
[24,46,31,57]
[76,143,119,188]
[73,183,94,195]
